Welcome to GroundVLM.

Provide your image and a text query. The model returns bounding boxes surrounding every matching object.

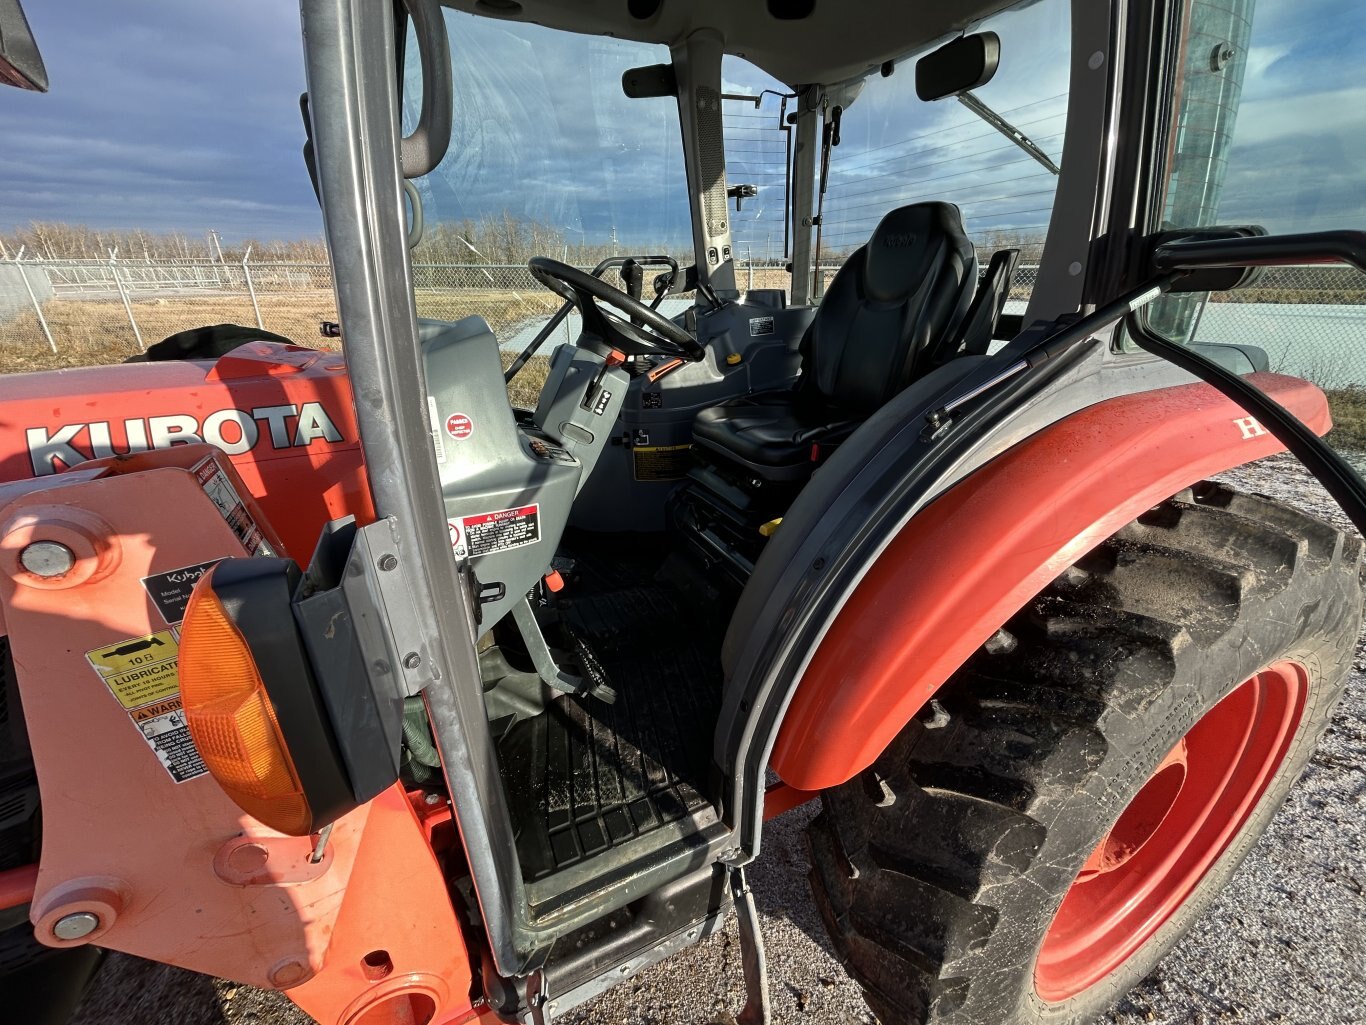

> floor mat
[496,583,722,882]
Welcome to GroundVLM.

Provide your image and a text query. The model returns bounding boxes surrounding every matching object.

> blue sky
[0,0,317,242]
[1,0,1361,249]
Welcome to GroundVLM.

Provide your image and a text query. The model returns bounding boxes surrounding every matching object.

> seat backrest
[802,202,976,416]
[933,246,1021,363]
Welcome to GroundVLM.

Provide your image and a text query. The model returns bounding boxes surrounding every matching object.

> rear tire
[808,481,1363,1024]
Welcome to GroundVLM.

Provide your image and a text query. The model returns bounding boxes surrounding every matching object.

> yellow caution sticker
[632,444,693,482]
[85,631,181,709]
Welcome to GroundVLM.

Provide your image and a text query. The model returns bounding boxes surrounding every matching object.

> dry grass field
[0,290,555,403]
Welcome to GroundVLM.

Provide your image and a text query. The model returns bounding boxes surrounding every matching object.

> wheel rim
[1034,661,1309,1003]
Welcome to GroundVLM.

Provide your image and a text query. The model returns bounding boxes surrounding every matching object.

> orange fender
[770,373,1330,792]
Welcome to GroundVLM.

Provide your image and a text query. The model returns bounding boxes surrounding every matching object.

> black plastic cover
[1147,225,1269,292]
[622,62,677,99]
[292,519,404,805]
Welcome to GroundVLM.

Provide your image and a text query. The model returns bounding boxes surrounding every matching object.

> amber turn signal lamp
[180,573,312,835]
[179,559,357,836]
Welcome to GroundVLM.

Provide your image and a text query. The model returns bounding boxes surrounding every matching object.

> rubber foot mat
[496,584,721,882]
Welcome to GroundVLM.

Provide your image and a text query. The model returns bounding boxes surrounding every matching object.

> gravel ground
[69,453,1366,1025]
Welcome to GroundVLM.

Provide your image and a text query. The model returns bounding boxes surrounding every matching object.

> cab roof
[442,0,1026,87]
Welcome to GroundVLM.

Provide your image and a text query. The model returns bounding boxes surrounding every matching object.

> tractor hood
[0,342,372,558]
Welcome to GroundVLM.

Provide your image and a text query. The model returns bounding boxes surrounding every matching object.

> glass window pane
[817,0,1070,307]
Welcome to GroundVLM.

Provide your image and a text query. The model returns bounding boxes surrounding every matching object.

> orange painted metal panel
[285,788,478,1025]
[770,373,1329,792]
[0,448,475,1015]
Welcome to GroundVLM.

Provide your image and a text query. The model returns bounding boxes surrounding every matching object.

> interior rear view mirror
[916,32,999,102]
[622,62,677,99]
[0,0,47,92]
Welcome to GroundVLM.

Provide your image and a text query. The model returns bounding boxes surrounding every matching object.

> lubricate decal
[445,413,474,441]
[24,401,345,476]
[142,559,223,625]
[194,457,275,557]
[1233,416,1270,440]
[448,504,540,559]
[85,629,208,784]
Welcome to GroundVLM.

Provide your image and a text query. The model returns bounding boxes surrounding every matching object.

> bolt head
[402,652,422,670]
[53,911,100,941]
[270,959,310,988]
[377,554,398,572]
[227,842,270,876]
[20,541,75,578]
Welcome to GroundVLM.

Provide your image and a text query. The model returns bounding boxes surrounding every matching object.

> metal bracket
[526,969,550,1025]
[729,865,771,1025]
[350,517,442,697]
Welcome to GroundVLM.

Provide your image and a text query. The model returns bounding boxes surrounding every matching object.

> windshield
[402,11,692,268]
[816,0,1070,305]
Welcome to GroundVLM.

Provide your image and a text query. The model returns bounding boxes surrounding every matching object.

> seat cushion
[693,390,858,478]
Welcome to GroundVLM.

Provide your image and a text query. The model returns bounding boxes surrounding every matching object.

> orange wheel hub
[1035,661,1309,1002]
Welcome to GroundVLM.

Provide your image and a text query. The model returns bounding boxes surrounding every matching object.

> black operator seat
[692,202,977,482]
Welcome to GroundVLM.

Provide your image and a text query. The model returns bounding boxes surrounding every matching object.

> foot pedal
[729,865,771,1025]
[563,622,617,703]
[510,598,615,703]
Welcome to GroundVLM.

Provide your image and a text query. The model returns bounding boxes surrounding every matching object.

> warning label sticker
[449,504,540,559]
[633,444,693,482]
[748,316,775,337]
[131,698,208,784]
[142,559,222,625]
[194,457,275,557]
[86,631,208,784]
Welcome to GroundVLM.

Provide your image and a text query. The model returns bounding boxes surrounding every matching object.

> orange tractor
[1,0,1364,1023]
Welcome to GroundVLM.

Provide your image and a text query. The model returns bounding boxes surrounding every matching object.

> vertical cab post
[787,85,821,306]
[670,29,737,297]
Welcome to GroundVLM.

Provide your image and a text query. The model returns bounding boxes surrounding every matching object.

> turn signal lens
[179,569,313,835]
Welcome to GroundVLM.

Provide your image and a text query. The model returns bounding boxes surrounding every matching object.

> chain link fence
[0,255,1362,388]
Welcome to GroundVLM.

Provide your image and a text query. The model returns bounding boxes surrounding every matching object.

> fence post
[242,246,264,329]
[108,248,145,351]
[13,248,57,354]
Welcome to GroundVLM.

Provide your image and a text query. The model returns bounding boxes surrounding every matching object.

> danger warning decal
[448,504,540,559]
[142,559,223,625]
[194,456,275,557]
[86,630,208,784]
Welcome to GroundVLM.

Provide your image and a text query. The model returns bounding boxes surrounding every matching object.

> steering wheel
[528,257,705,362]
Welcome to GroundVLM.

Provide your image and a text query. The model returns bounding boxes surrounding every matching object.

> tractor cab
[411,1,1062,605]
[281,0,1116,992]
[7,1,1366,1024]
